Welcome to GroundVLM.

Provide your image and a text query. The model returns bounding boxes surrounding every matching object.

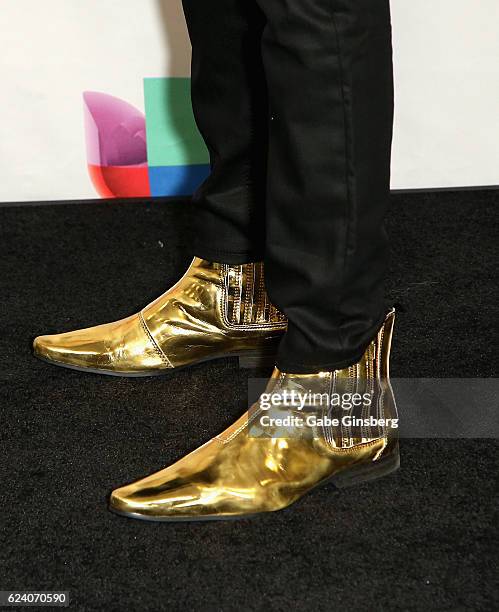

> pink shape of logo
[83,91,150,197]
[84,91,147,166]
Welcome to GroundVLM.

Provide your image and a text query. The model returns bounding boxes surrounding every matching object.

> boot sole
[34,348,277,377]
[108,446,400,523]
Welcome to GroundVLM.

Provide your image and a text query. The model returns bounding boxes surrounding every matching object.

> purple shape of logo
[83,91,147,167]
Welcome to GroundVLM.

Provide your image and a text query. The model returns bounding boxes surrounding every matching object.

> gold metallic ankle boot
[109,310,398,521]
[33,258,287,376]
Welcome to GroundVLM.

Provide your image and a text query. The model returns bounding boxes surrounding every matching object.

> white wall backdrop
[391,1,499,190]
[0,0,498,202]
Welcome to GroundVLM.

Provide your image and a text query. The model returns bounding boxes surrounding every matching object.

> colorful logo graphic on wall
[84,78,210,198]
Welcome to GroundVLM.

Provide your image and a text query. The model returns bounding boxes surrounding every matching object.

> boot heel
[238,350,276,369]
[331,447,400,489]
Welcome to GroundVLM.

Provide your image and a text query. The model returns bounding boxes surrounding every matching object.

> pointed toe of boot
[109,481,188,521]
[33,332,82,368]
[32,322,114,370]
[32,315,166,375]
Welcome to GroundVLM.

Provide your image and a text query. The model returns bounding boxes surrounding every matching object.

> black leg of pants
[181,0,394,373]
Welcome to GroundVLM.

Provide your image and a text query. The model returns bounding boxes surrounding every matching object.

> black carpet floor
[0,190,497,611]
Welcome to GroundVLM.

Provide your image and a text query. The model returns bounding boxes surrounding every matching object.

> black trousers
[181,0,394,373]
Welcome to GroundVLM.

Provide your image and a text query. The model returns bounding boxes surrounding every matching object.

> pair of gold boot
[34,258,398,521]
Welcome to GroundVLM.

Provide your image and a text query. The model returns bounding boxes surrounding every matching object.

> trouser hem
[275,348,367,375]
[275,311,388,374]
[193,243,265,265]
